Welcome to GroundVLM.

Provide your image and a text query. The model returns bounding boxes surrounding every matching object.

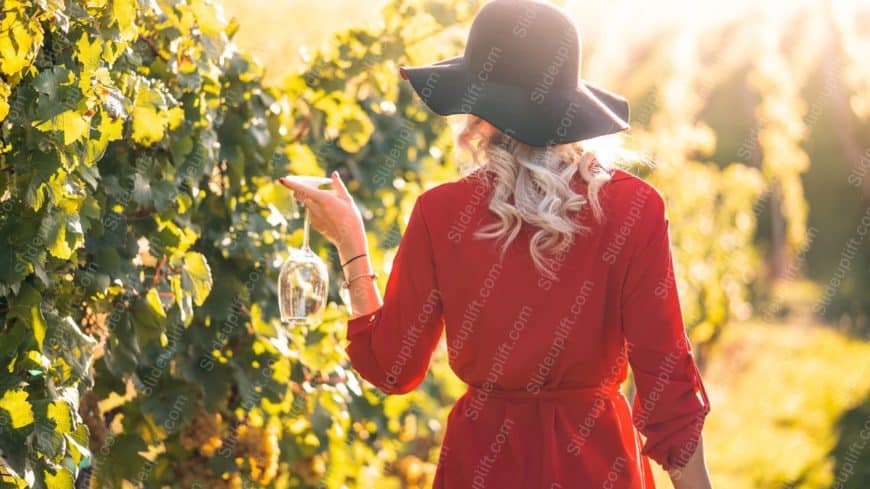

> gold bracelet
[341,272,378,290]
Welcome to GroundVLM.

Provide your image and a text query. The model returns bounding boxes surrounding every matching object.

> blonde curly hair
[455,115,632,281]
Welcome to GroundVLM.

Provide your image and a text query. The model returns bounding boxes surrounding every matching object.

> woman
[279,1,713,488]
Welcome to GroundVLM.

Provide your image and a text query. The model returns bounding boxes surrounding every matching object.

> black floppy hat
[399,0,630,147]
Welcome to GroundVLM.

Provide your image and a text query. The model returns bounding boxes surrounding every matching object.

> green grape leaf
[65,423,91,468]
[131,295,167,348]
[33,111,89,146]
[0,389,35,429]
[46,217,73,260]
[183,252,213,306]
[85,113,124,166]
[145,288,167,319]
[190,0,227,37]
[89,433,148,489]
[0,6,42,76]
[0,323,25,362]
[131,83,178,146]
[32,66,68,101]
[136,378,194,433]
[132,106,166,146]
[103,312,140,379]
[170,274,193,326]
[43,466,74,488]
[111,0,139,42]
[75,32,103,73]
[44,316,97,385]
[0,79,10,121]
[30,400,67,461]
[47,400,73,433]
[10,284,46,351]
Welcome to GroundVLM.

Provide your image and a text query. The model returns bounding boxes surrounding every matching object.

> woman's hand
[279,171,382,318]
[278,171,367,258]
[667,434,713,489]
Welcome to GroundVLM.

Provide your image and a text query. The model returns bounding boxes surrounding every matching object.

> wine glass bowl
[278,246,329,324]
[278,175,333,325]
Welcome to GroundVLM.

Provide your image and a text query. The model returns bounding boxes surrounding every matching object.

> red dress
[345,168,711,488]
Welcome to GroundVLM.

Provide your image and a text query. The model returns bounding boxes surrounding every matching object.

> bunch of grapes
[234,422,280,485]
[289,454,326,486]
[174,456,242,489]
[78,391,108,451]
[79,303,109,339]
[395,455,424,487]
[180,410,223,456]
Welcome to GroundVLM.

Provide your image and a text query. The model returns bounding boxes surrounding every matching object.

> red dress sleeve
[620,191,711,471]
[344,194,445,395]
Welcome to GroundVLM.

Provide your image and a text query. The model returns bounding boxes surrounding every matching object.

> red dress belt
[466,383,622,401]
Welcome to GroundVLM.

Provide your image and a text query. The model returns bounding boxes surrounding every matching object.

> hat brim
[399,56,630,147]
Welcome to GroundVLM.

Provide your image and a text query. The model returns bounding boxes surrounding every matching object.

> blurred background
[0,0,868,488]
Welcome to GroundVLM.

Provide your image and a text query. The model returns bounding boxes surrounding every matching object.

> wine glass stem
[303,205,311,250]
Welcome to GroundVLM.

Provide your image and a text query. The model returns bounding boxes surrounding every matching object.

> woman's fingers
[277,175,360,248]
[330,171,353,202]
[305,207,339,244]
[277,177,306,198]
[278,177,334,205]
[278,184,334,237]
[277,177,313,198]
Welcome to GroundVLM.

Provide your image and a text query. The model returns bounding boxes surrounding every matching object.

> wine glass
[278,176,332,325]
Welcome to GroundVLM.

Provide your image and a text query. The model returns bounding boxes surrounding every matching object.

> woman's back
[429,167,636,390]
[345,167,711,488]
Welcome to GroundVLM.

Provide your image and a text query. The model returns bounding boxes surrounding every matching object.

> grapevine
[2,0,849,488]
